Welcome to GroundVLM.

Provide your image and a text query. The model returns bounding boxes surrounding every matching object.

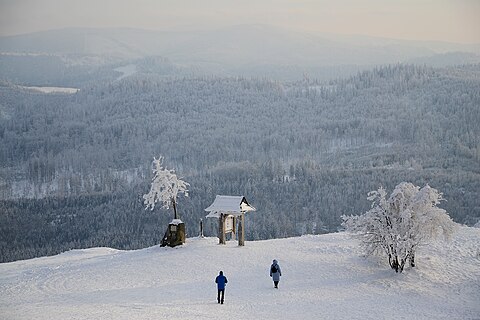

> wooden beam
[238,213,245,246]
[219,214,226,245]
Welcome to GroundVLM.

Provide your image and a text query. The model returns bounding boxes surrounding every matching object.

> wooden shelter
[205,195,256,246]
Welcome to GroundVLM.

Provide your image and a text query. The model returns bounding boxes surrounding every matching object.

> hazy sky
[0,0,479,43]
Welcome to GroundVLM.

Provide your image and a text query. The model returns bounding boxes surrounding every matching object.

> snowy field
[1,226,479,320]
[114,64,137,81]
[21,86,79,94]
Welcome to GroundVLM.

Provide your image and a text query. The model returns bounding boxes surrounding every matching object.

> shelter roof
[205,195,256,218]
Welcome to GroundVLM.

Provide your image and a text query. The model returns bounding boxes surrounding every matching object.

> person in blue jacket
[215,270,228,304]
[270,259,282,288]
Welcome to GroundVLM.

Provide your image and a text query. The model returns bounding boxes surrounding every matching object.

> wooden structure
[205,195,256,246]
[160,219,186,247]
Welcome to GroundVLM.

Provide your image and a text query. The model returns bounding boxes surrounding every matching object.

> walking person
[215,270,228,304]
[270,259,282,288]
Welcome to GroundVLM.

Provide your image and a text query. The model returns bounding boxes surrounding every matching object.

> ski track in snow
[1,227,479,320]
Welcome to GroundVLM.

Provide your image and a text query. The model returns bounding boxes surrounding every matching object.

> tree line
[0,64,479,262]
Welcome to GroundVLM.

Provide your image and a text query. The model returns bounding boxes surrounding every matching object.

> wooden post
[238,212,245,246]
[219,214,226,244]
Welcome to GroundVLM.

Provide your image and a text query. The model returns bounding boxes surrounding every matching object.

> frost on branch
[143,156,189,219]
[342,182,457,273]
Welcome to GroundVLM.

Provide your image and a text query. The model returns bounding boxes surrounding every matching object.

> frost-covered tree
[143,156,189,220]
[342,182,457,273]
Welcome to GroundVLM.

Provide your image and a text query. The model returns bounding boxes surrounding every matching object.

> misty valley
[0,27,479,263]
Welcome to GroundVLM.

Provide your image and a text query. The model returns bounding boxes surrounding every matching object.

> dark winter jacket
[215,272,228,290]
[270,260,282,282]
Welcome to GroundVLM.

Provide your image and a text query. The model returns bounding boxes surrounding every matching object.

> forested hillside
[1,64,479,262]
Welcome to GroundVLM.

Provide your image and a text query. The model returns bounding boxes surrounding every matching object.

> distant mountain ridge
[1,25,478,69]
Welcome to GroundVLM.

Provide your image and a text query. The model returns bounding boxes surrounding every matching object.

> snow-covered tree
[143,156,189,219]
[342,182,457,273]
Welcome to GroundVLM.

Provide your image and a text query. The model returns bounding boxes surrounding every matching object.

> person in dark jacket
[270,259,282,288]
[215,271,228,304]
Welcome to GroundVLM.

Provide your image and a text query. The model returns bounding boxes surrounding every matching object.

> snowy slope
[1,227,479,320]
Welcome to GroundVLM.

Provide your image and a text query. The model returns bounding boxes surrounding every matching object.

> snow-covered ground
[21,86,79,94]
[1,226,479,320]
[114,64,137,81]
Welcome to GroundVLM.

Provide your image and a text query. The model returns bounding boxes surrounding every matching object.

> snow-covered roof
[205,195,256,218]
[170,219,183,225]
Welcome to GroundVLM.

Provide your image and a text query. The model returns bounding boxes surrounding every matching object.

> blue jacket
[215,273,228,290]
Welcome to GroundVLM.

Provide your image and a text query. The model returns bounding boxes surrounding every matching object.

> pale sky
[0,0,479,43]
